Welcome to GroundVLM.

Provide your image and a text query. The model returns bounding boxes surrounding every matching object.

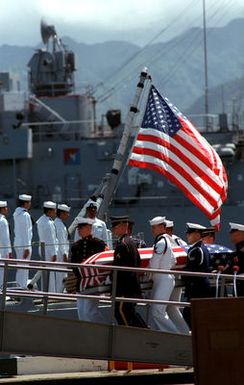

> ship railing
[22,119,115,141]
[0,258,188,319]
[0,257,243,322]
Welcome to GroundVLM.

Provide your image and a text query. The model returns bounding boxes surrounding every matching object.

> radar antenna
[40,19,57,45]
[28,19,75,96]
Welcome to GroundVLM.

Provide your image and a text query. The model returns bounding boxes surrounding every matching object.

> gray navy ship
[0,21,244,246]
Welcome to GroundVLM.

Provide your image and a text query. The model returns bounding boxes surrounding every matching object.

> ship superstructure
[0,21,244,245]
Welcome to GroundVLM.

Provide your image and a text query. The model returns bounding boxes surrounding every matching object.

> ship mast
[203,0,209,131]
[68,68,150,234]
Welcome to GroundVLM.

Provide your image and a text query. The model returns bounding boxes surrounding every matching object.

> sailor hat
[164,220,174,228]
[86,202,98,209]
[186,222,206,233]
[57,204,71,212]
[43,201,56,209]
[149,216,166,226]
[19,194,32,202]
[77,217,94,226]
[0,201,7,208]
[202,226,216,236]
[110,215,129,226]
[229,222,244,232]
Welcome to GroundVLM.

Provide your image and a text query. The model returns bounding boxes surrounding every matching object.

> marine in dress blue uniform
[183,222,212,328]
[71,217,108,323]
[71,217,106,290]
[111,215,147,328]
[228,222,244,296]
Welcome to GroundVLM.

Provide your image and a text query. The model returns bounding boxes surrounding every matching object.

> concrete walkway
[0,367,194,384]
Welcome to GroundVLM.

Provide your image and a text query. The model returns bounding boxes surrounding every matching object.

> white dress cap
[0,201,7,208]
[57,204,71,212]
[77,217,94,226]
[186,222,206,231]
[229,222,244,232]
[19,194,32,202]
[43,201,56,209]
[149,216,166,226]
[164,219,174,228]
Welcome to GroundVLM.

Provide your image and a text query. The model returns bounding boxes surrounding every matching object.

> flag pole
[97,67,150,219]
[68,68,150,234]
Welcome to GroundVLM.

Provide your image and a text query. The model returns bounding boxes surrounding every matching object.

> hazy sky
[0,0,244,46]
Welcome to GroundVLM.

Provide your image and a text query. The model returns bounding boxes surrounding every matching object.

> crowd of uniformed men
[0,194,244,332]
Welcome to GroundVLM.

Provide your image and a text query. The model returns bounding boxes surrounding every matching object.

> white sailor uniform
[0,214,12,287]
[148,233,179,333]
[167,236,189,334]
[13,207,33,288]
[36,214,58,292]
[54,217,69,292]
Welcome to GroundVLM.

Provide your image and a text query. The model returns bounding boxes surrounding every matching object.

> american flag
[182,243,233,255]
[79,245,187,291]
[183,243,233,272]
[128,85,228,228]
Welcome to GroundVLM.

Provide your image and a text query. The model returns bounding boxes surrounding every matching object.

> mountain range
[0,18,244,120]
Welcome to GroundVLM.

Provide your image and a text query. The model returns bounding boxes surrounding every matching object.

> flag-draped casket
[79,245,187,292]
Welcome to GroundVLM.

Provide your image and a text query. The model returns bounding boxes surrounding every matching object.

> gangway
[0,258,193,365]
[0,258,239,366]
[0,310,191,365]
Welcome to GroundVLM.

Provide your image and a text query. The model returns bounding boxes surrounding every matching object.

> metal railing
[0,255,243,324]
